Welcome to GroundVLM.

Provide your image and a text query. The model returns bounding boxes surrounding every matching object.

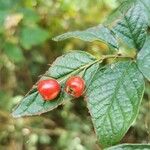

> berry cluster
[37,76,85,101]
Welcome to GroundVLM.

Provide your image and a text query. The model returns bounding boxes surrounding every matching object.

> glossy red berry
[65,76,85,98]
[37,79,61,101]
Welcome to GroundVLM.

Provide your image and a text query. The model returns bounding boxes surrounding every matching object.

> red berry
[37,79,61,101]
[65,76,85,98]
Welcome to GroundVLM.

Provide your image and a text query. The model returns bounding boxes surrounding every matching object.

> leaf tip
[11,107,25,118]
[11,111,21,118]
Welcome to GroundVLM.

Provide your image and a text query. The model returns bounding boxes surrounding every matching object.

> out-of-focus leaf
[19,8,40,24]
[0,10,7,33]
[0,10,8,25]
[20,26,49,49]
[3,43,24,63]
[4,13,23,30]
[0,91,12,111]
[0,0,18,10]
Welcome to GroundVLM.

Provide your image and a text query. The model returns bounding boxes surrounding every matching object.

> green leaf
[12,91,69,117]
[12,51,97,117]
[113,4,148,50]
[19,8,40,24]
[86,61,145,147]
[138,0,150,26]
[53,25,118,48]
[20,26,49,49]
[46,50,96,79]
[83,63,100,90]
[0,10,8,25]
[106,0,150,26]
[3,43,24,63]
[137,36,150,81]
[105,143,150,150]
[105,0,136,26]
[0,0,18,10]
[114,0,150,26]
[0,10,9,33]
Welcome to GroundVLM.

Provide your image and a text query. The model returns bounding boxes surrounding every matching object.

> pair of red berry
[37,76,85,101]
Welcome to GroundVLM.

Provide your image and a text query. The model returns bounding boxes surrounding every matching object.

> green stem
[55,54,134,83]
[30,54,135,89]
[100,54,135,60]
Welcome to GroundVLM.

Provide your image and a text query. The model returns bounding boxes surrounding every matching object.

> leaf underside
[86,61,145,147]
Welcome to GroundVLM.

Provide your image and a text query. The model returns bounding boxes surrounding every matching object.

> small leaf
[137,36,150,81]
[53,25,118,48]
[113,4,148,50]
[20,8,40,24]
[0,0,16,10]
[0,10,8,25]
[20,26,49,49]
[3,43,24,63]
[86,61,145,147]
[105,143,150,150]
[12,51,97,117]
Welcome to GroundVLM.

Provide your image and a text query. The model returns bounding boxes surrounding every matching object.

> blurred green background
[0,0,150,150]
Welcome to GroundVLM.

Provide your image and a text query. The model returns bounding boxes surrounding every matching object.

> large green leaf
[53,25,118,48]
[137,36,150,81]
[12,51,97,117]
[106,144,150,150]
[113,3,148,50]
[85,61,145,147]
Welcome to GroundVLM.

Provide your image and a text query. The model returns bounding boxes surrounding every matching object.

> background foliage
[0,0,150,149]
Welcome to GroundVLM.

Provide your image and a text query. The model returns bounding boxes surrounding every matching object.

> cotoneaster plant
[12,1,150,150]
